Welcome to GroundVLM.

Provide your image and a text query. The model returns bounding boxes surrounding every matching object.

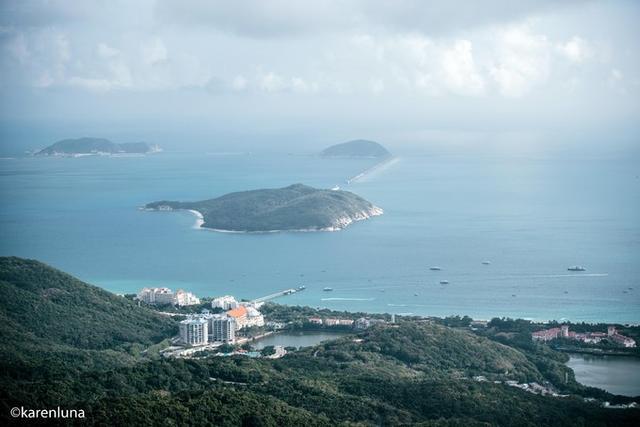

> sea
[1,150,639,323]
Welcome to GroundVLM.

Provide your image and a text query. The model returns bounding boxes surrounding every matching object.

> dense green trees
[1,258,639,426]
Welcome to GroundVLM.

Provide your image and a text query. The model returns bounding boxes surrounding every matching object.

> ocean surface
[1,150,639,323]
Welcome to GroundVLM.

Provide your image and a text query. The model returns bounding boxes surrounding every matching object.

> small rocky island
[320,139,391,158]
[36,137,161,156]
[144,184,383,232]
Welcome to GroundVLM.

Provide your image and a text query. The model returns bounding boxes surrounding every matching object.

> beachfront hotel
[179,317,208,345]
[137,287,201,306]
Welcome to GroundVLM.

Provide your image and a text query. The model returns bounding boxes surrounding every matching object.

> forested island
[35,137,161,156]
[144,183,383,232]
[320,139,391,158]
[1,257,639,426]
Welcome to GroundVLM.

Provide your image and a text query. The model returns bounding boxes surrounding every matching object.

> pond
[252,330,350,349]
[567,353,640,397]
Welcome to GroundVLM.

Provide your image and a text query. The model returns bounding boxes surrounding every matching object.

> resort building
[209,315,237,343]
[137,287,200,306]
[532,325,636,348]
[226,305,265,330]
[211,295,239,310]
[137,287,174,305]
[324,318,354,326]
[179,317,208,346]
[227,306,249,329]
[174,289,201,306]
[354,317,386,330]
[245,306,265,328]
[608,326,637,348]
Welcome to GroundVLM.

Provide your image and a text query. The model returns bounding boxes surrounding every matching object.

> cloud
[153,0,589,38]
[489,25,551,97]
[557,36,592,63]
[440,40,485,96]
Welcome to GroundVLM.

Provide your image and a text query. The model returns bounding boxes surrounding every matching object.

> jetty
[252,286,305,303]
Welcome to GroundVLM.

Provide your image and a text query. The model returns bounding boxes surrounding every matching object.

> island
[36,137,161,156]
[144,183,383,232]
[320,139,391,158]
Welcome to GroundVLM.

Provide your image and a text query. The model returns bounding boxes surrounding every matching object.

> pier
[252,286,305,303]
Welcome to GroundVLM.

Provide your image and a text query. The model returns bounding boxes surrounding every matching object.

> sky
[0,0,639,154]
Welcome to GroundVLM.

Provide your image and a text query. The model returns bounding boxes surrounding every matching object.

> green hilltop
[320,139,391,158]
[36,137,156,156]
[145,183,383,232]
[0,257,638,426]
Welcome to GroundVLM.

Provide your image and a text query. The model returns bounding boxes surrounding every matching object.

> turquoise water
[567,354,640,396]
[1,151,639,323]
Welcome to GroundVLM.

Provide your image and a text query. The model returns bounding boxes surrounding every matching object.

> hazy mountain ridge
[320,139,391,158]
[145,183,383,232]
[36,137,159,156]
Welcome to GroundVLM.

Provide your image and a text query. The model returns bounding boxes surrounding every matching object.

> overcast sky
[1,0,639,153]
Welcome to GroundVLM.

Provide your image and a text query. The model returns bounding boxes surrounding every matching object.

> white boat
[323,287,333,292]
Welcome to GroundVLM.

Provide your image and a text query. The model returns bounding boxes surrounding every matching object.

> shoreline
[181,207,383,233]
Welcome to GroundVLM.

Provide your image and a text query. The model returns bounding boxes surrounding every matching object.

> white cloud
[97,43,120,59]
[260,71,286,92]
[489,25,551,97]
[440,40,485,96]
[232,74,248,91]
[141,38,168,65]
[557,36,592,63]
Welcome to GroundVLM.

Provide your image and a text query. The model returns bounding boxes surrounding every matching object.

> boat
[429,266,442,271]
[481,261,491,265]
[440,280,449,285]
[298,285,306,291]
[567,266,586,272]
[323,287,333,292]
[414,293,419,296]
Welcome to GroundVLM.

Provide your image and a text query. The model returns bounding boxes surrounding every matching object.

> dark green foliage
[0,257,177,381]
[320,139,391,158]
[1,258,639,426]
[145,183,380,231]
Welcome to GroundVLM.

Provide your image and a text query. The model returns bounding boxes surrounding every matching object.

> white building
[209,315,237,343]
[245,306,265,328]
[137,287,174,304]
[179,317,208,346]
[211,295,239,310]
[175,289,200,306]
[136,287,200,306]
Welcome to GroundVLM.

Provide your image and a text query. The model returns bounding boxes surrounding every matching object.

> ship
[440,280,449,285]
[429,266,442,271]
[323,287,333,292]
[567,266,586,272]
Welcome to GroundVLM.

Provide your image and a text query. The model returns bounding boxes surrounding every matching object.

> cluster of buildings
[137,287,200,306]
[532,325,636,348]
[179,296,265,346]
[308,317,354,327]
[307,316,387,330]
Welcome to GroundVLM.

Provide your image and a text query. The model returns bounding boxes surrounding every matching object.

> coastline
[178,206,383,234]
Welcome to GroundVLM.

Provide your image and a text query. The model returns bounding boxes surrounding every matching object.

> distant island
[144,183,383,232]
[320,139,391,158]
[36,137,161,157]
